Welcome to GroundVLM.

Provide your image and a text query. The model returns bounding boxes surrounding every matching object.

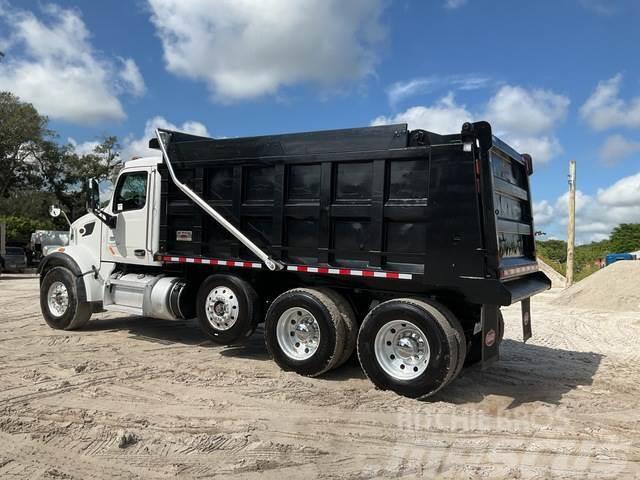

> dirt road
[0,274,638,479]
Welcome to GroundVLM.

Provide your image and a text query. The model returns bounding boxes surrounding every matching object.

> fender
[38,247,104,303]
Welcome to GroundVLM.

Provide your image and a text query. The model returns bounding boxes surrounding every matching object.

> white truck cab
[39,156,173,326]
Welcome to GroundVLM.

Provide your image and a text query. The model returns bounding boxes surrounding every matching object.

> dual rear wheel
[196,278,470,398]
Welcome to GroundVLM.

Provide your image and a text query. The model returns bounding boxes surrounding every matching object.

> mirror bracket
[91,207,117,229]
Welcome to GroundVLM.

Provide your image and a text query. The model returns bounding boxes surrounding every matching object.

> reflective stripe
[157,255,413,280]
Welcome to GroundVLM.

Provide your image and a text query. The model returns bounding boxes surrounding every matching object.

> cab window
[113,172,148,212]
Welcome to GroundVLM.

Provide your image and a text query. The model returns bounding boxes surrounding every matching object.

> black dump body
[155,121,550,306]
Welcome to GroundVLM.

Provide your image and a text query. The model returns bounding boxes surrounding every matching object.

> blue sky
[1,0,639,243]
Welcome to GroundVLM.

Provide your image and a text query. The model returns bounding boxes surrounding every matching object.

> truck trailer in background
[37,121,550,398]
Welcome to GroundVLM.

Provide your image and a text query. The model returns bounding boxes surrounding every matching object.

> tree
[32,136,123,220]
[609,224,640,253]
[77,136,122,182]
[536,239,567,264]
[0,92,49,197]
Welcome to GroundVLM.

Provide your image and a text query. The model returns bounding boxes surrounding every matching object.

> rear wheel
[40,266,91,330]
[196,275,260,344]
[265,288,346,377]
[357,298,465,398]
[316,288,358,367]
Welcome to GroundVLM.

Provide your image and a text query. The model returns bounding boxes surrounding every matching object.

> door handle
[134,249,146,257]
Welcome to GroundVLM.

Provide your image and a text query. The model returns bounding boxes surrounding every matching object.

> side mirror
[86,178,100,211]
[49,204,71,226]
[49,205,61,218]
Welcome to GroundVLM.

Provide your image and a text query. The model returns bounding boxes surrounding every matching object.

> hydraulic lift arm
[155,128,284,271]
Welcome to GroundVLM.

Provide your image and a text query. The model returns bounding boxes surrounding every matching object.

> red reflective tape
[179,257,186,263]
[339,269,350,275]
[242,262,252,268]
[386,272,400,279]
[194,258,202,264]
[362,270,375,277]
[317,267,329,274]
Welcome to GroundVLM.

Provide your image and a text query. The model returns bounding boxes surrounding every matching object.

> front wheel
[40,266,92,330]
[196,274,260,345]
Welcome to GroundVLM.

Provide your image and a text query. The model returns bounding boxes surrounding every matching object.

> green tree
[0,92,49,197]
[609,224,640,253]
[536,239,567,263]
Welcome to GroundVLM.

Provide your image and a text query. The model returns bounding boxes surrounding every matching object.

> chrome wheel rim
[374,320,430,380]
[47,281,69,318]
[205,286,239,331]
[276,307,321,361]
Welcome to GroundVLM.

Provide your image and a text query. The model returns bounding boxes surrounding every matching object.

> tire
[465,310,504,366]
[357,298,464,399]
[264,288,346,377]
[316,288,358,367]
[196,274,260,344]
[40,266,92,330]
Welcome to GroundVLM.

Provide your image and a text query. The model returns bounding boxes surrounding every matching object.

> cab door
[102,168,153,265]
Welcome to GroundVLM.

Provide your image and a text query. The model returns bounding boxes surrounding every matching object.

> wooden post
[566,160,576,287]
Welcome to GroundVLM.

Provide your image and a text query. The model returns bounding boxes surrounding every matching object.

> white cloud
[147,0,385,102]
[0,4,145,123]
[599,134,640,165]
[580,74,640,131]
[371,92,473,134]
[386,74,492,106]
[545,172,640,243]
[68,137,99,156]
[372,84,569,164]
[444,0,467,8]
[579,0,618,16]
[118,58,146,97]
[597,172,640,207]
[533,200,554,227]
[485,85,569,136]
[120,116,210,161]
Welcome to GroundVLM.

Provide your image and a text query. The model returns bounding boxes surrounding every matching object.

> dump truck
[38,121,550,398]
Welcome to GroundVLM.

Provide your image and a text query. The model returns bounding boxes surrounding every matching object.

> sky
[1,0,639,244]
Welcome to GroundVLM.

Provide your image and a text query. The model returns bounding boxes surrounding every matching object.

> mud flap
[481,304,500,367]
[521,297,532,342]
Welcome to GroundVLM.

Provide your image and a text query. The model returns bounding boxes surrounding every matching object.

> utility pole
[566,160,576,287]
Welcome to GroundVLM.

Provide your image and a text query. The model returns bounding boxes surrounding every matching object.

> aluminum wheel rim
[47,281,69,318]
[276,307,321,361]
[374,320,430,380]
[205,285,239,331]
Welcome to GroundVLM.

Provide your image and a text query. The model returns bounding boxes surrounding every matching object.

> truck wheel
[357,298,464,399]
[40,266,92,330]
[317,288,358,367]
[264,288,346,377]
[465,310,504,366]
[196,275,260,344]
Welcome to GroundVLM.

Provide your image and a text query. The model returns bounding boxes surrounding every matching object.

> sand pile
[552,260,640,312]
[537,258,566,288]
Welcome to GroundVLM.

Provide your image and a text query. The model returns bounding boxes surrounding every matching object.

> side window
[113,172,148,212]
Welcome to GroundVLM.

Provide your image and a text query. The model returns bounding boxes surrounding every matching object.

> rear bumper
[458,271,551,306]
[499,272,551,304]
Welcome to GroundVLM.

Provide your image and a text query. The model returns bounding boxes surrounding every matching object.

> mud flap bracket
[521,297,532,342]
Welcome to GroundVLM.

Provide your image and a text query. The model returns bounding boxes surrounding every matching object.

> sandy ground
[0,274,639,479]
